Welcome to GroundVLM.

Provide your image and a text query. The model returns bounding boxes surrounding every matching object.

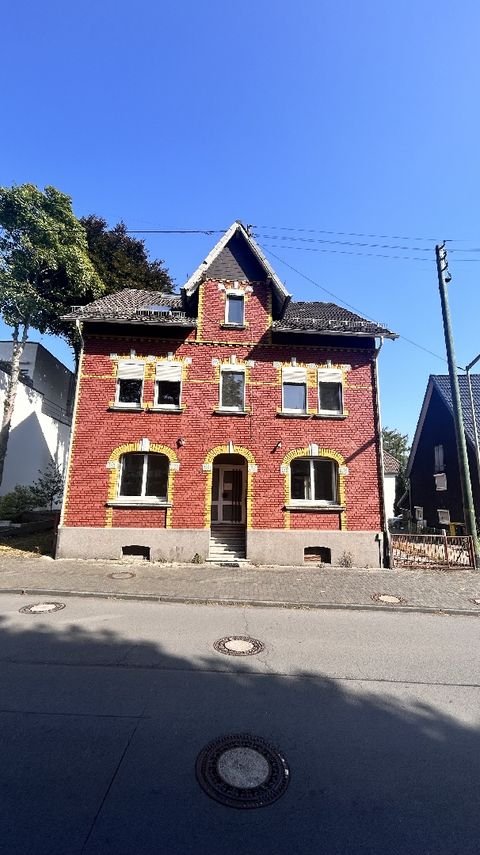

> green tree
[0,184,102,487]
[382,426,410,513]
[49,216,174,364]
[31,461,64,510]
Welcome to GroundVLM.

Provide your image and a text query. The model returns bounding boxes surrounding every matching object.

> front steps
[208,525,246,562]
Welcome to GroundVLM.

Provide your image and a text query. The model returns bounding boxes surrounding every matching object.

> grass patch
[0,530,55,557]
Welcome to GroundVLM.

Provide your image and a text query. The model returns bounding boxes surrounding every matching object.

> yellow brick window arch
[203,444,257,530]
[105,442,179,528]
[282,446,347,530]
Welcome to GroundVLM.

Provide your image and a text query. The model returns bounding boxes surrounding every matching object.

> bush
[0,485,38,520]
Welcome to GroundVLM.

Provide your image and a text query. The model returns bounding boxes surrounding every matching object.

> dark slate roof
[207,232,267,281]
[432,374,480,447]
[383,450,401,475]
[273,301,397,338]
[62,289,196,326]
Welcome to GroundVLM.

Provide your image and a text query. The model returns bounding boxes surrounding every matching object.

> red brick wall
[63,280,382,532]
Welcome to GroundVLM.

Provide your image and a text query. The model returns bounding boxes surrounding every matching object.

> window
[290,458,338,504]
[155,362,182,409]
[119,453,169,500]
[220,368,245,411]
[318,369,343,414]
[116,361,144,407]
[226,294,245,325]
[434,444,445,473]
[282,366,307,413]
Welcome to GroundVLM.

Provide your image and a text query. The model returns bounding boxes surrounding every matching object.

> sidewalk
[0,553,480,614]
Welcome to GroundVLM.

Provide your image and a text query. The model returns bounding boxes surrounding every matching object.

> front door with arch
[211,460,245,524]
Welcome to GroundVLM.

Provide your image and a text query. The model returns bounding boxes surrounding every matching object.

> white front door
[211,465,245,524]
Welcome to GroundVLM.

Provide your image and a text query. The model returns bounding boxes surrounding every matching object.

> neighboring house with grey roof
[383,450,400,521]
[0,343,74,495]
[58,221,396,567]
[406,374,480,534]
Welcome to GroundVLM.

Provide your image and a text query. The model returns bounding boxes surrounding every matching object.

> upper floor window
[434,444,445,473]
[318,369,343,415]
[290,457,338,504]
[116,361,144,407]
[155,362,182,409]
[119,452,169,500]
[226,294,245,325]
[220,367,245,411]
[282,366,307,413]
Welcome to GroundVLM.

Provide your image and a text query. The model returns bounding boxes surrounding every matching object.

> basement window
[304,546,332,563]
[122,545,151,560]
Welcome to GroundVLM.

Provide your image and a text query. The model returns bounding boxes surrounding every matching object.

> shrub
[0,485,38,520]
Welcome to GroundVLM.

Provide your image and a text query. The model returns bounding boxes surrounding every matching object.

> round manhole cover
[19,602,65,615]
[196,733,289,808]
[108,571,136,580]
[371,593,406,605]
[213,636,265,656]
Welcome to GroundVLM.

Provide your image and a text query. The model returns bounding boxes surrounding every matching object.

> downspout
[373,336,389,567]
[57,320,84,545]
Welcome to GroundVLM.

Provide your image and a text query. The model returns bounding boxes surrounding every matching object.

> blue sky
[2,0,480,441]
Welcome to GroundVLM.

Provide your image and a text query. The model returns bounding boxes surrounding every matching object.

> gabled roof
[62,289,196,326]
[182,221,290,303]
[383,450,401,475]
[406,373,480,476]
[273,301,397,339]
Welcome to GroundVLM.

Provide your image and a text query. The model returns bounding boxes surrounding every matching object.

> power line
[255,224,468,242]
[259,243,449,365]
[258,241,480,264]
[125,229,226,235]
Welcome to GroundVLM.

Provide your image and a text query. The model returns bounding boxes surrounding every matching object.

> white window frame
[219,366,246,411]
[115,361,144,408]
[317,369,344,416]
[154,363,182,410]
[282,367,307,414]
[289,457,338,506]
[225,292,245,326]
[438,508,450,525]
[118,453,169,500]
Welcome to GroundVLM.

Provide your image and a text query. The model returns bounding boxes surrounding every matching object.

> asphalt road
[0,594,479,854]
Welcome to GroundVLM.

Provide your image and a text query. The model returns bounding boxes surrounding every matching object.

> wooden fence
[390,534,475,569]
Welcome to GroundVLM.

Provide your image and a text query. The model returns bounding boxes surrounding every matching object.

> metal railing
[390,534,475,569]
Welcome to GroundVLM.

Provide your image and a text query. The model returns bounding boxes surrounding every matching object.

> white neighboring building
[0,342,74,495]
[383,450,400,521]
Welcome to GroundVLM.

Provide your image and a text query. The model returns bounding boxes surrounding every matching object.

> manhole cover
[213,636,265,656]
[108,571,136,580]
[19,602,65,614]
[196,733,289,808]
[371,593,406,605]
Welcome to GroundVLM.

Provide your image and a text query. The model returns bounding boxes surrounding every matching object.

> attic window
[226,294,245,325]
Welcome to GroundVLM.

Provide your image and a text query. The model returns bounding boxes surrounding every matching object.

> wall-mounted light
[273,440,282,451]
[177,437,186,448]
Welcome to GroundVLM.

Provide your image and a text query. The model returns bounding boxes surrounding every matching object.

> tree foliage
[382,426,410,513]
[0,183,103,485]
[30,461,64,510]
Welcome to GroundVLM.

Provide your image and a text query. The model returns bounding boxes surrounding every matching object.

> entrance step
[208,525,246,561]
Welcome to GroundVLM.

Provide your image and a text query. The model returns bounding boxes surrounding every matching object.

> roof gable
[182,222,290,305]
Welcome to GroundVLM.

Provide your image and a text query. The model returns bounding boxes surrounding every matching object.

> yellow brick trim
[105,442,178,528]
[197,281,205,340]
[282,446,347,530]
[203,445,256,529]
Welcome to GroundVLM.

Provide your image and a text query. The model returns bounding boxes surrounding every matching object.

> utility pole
[436,243,480,566]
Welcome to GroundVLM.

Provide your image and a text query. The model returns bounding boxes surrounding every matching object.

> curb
[1,586,480,617]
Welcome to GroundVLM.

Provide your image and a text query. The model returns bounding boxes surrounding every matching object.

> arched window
[119,453,169,500]
[290,457,338,505]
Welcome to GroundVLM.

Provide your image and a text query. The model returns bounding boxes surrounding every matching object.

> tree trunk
[0,324,29,487]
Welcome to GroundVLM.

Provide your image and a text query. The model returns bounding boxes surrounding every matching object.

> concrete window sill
[108,405,144,412]
[148,406,184,413]
[220,323,248,330]
[276,412,311,419]
[106,500,172,509]
[312,413,347,420]
[213,409,249,416]
[284,504,345,512]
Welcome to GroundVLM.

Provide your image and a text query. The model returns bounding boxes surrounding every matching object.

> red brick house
[57,222,396,566]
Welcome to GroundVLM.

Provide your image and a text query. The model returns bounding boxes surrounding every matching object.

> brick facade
[58,224,392,566]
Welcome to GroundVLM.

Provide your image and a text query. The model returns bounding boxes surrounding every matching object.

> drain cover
[19,602,65,614]
[213,635,265,656]
[196,733,289,808]
[108,571,136,580]
[371,593,406,605]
